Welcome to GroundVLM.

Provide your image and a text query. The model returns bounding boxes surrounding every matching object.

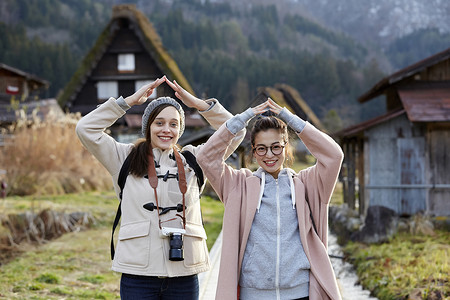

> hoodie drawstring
[256,172,265,213]
[257,171,296,212]
[288,173,296,209]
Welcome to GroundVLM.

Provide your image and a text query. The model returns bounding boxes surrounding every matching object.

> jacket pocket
[116,221,151,268]
[240,242,275,289]
[183,222,208,267]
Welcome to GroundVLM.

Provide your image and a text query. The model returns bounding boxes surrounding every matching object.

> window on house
[135,80,157,99]
[118,54,135,72]
[97,81,118,100]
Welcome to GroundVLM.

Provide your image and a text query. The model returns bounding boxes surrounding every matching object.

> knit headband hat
[141,96,185,137]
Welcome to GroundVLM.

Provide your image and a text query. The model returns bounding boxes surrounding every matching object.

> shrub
[344,230,449,299]
[78,274,105,284]
[0,109,112,196]
[35,272,60,284]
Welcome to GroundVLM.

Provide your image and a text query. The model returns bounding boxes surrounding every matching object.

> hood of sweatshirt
[252,167,297,212]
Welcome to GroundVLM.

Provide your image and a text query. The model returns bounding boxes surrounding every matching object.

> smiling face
[149,106,180,150]
[253,129,286,178]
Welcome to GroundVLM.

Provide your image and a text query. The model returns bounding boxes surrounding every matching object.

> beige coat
[197,122,344,300]
[76,97,244,277]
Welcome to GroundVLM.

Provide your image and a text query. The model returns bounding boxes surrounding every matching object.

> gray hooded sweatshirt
[227,108,311,300]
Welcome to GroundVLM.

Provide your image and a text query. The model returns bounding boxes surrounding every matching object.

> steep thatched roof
[58,4,195,108]
[252,84,325,131]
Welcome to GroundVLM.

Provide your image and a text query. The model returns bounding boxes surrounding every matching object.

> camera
[160,227,186,261]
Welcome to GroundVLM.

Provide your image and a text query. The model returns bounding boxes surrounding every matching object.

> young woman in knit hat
[76,76,245,299]
[197,99,344,300]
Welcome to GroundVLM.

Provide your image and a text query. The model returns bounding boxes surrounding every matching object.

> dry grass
[0,109,112,196]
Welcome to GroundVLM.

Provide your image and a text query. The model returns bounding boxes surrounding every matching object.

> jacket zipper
[275,179,281,300]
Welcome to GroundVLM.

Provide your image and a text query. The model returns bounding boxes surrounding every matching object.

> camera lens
[169,233,184,261]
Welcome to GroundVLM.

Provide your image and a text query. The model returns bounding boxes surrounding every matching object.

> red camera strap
[147,146,187,229]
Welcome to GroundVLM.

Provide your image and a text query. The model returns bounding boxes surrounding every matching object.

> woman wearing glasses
[197,99,343,300]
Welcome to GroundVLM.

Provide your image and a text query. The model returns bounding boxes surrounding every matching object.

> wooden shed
[0,62,49,103]
[0,62,51,126]
[0,63,58,147]
[58,4,206,144]
[336,47,450,217]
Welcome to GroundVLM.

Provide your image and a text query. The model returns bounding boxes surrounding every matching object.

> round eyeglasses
[253,144,285,156]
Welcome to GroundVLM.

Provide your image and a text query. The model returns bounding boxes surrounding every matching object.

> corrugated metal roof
[398,82,450,122]
[335,81,450,138]
[334,108,406,138]
[358,47,450,103]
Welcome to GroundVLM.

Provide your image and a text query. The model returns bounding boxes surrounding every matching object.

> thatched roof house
[58,4,205,143]
[251,83,325,131]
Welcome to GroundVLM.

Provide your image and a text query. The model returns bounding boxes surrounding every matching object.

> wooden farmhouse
[0,62,49,104]
[58,4,206,145]
[0,63,61,146]
[336,47,450,217]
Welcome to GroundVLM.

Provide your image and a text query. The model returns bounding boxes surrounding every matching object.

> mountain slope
[3,0,447,127]
[286,0,450,47]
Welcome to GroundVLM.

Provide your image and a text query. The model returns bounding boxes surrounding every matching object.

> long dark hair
[249,116,294,166]
[128,103,173,177]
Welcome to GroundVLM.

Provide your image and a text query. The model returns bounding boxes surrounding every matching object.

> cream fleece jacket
[76,97,245,277]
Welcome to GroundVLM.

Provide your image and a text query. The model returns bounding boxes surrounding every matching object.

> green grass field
[0,191,224,299]
[344,230,449,300]
[0,176,447,299]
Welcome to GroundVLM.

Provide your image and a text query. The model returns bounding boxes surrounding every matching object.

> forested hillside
[1,0,448,128]
[0,0,109,98]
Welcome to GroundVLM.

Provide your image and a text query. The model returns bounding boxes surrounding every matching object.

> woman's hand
[165,78,210,111]
[251,100,271,115]
[267,97,282,115]
[251,98,284,115]
[124,76,166,106]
